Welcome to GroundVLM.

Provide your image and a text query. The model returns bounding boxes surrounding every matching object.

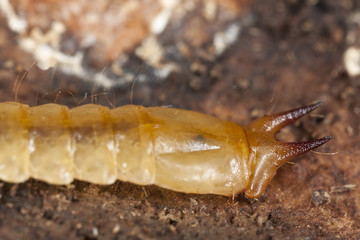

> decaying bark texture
[0,0,358,239]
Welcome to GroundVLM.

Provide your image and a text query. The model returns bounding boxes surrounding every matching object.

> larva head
[244,102,331,198]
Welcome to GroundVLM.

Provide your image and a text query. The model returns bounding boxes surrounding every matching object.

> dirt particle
[75,223,82,229]
[330,184,356,193]
[112,224,121,234]
[312,189,331,206]
[92,227,98,237]
[169,224,177,233]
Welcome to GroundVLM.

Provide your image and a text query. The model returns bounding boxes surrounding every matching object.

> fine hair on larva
[0,100,331,198]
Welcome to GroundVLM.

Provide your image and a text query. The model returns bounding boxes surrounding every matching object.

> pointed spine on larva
[244,102,331,198]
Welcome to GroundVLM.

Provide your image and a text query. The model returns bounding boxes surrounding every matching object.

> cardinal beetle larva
[0,101,331,198]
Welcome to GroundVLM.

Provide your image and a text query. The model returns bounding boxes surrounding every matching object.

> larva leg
[0,102,30,182]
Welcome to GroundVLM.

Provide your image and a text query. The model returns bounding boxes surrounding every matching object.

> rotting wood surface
[0,0,358,239]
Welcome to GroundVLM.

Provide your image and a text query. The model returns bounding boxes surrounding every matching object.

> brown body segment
[0,102,330,198]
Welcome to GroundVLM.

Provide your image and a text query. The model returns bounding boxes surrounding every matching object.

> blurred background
[0,0,359,239]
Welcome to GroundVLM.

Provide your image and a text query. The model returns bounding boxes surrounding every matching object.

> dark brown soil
[0,0,359,239]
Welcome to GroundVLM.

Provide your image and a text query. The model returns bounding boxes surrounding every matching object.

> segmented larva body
[0,102,330,198]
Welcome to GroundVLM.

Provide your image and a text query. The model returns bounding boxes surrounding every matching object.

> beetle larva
[0,101,330,198]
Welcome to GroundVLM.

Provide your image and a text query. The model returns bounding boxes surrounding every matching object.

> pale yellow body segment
[0,102,250,196]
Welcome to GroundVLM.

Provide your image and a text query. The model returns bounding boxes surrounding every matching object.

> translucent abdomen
[0,102,250,196]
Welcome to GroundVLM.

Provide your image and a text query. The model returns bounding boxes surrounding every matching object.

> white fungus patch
[213,23,241,56]
[0,1,119,88]
[344,47,360,77]
[0,0,27,33]
[135,35,179,79]
[0,0,251,87]
[151,0,179,34]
